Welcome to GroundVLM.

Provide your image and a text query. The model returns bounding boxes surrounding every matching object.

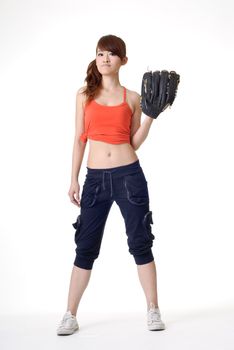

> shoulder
[126,88,140,99]
[126,88,141,113]
[76,86,88,108]
[76,86,86,100]
[126,88,140,103]
[77,86,86,94]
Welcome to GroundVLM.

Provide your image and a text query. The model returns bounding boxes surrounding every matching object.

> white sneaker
[147,302,166,331]
[57,310,79,335]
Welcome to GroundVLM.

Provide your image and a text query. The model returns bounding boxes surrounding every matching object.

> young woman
[57,34,165,335]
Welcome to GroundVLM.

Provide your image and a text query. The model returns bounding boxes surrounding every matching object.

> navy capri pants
[72,159,156,270]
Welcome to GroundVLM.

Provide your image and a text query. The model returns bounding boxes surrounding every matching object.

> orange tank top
[79,86,133,144]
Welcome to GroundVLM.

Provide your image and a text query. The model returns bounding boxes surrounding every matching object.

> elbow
[78,139,87,148]
[134,145,139,151]
[75,133,87,146]
[130,142,139,151]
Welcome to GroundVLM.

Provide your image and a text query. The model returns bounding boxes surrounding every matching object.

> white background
[0,0,233,319]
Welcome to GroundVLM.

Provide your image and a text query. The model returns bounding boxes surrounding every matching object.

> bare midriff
[86,139,139,169]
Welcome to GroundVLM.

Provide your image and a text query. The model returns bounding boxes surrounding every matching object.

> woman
[57,34,165,335]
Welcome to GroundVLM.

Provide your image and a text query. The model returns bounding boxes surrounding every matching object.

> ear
[121,56,128,65]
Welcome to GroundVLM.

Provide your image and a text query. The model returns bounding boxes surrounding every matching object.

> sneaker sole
[148,323,166,331]
[57,325,79,335]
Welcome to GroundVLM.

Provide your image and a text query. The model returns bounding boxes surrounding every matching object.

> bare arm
[70,88,87,183]
[70,137,86,183]
[70,88,88,183]
[68,88,88,207]
[130,92,154,151]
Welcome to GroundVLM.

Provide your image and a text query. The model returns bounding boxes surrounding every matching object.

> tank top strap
[123,86,126,103]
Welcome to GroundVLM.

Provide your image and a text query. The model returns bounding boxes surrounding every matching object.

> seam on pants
[102,171,113,197]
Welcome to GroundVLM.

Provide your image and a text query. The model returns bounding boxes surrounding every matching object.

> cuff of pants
[74,256,94,270]
[134,249,154,265]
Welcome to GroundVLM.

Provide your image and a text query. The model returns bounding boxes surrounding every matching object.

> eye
[97,52,115,56]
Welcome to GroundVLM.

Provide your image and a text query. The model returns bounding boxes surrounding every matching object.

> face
[96,48,128,75]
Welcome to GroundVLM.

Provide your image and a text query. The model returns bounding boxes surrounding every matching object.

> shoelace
[148,308,161,323]
[58,312,76,328]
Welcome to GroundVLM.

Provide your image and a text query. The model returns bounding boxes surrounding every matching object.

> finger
[140,95,142,107]
[167,71,180,106]
[152,70,160,105]
[158,70,169,109]
[141,75,146,108]
[70,196,78,204]
[75,192,80,203]
[142,71,152,102]
[70,193,78,204]
[70,199,79,207]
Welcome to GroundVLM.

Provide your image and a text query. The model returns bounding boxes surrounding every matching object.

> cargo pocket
[142,211,155,240]
[72,214,81,244]
[124,171,149,206]
[80,177,101,208]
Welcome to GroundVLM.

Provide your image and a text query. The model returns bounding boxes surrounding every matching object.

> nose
[103,54,110,62]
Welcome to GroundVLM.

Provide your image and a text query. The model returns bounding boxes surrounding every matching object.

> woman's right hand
[68,181,81,207]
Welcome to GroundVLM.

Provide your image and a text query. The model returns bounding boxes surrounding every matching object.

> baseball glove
[140,70,180,119]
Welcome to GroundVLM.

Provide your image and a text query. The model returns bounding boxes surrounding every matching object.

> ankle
[147,301,159,310]
[67,309,77,317]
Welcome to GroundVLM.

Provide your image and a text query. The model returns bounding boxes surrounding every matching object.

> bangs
[96,35,125,59]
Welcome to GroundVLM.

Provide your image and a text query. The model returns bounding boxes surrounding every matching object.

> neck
[100,75,122,92]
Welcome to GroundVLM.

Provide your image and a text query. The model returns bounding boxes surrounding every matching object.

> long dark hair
[82,34,127,105]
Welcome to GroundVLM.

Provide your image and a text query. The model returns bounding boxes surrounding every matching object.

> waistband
[86,159,142,178]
